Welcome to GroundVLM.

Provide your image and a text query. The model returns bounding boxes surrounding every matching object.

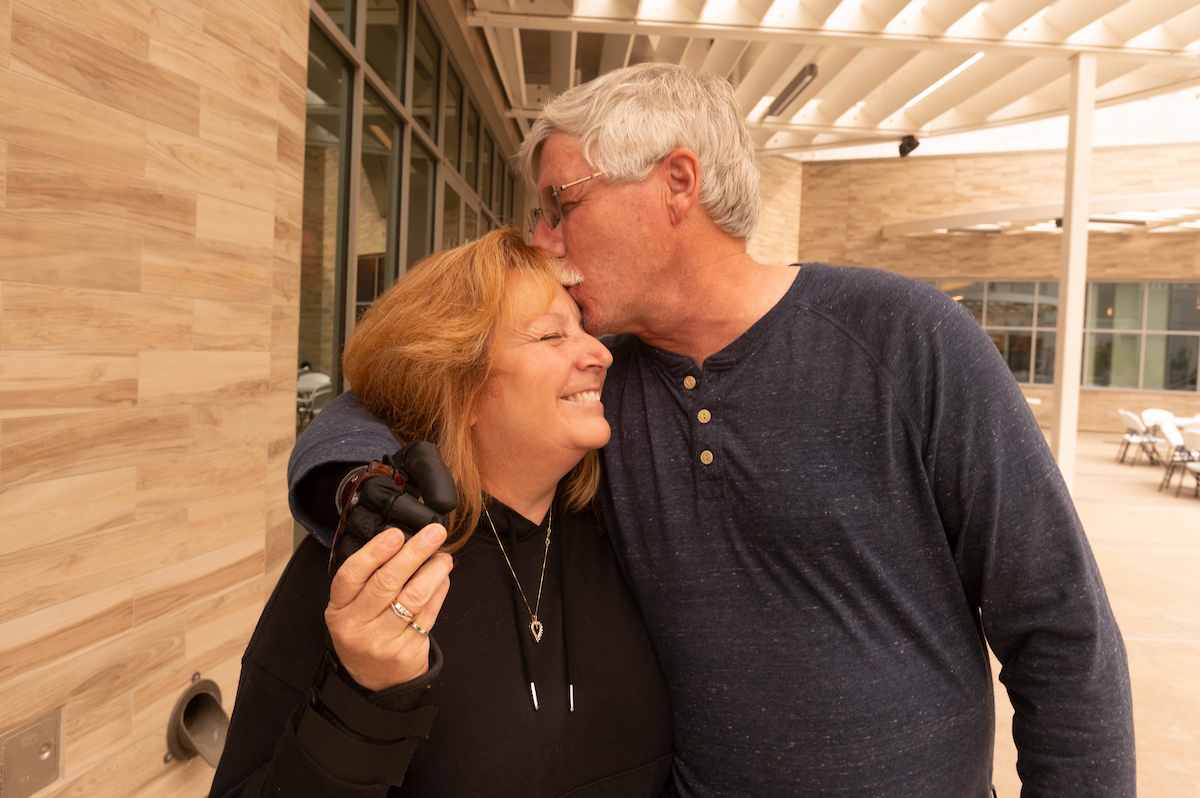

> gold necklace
[485,505,552,643]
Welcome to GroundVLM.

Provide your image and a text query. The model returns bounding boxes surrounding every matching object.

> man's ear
[660,147,701,225]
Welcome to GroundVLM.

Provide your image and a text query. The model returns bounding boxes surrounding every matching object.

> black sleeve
[208,536,441,798]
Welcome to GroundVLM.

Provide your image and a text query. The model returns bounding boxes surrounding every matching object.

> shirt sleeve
[288,390,402,546]
[902,288,1135,796]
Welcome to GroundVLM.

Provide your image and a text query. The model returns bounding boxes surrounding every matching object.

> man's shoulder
[793,262,975,347]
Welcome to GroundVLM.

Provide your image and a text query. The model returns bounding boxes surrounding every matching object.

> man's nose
[530,219,566,256]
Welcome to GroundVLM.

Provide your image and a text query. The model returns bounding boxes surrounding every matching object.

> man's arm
[288,391,403,546]
[905,291,1135,795]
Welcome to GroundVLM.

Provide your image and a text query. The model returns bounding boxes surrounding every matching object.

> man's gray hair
[517,62,761,241]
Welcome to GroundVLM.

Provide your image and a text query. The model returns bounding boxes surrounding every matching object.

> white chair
[296,371,333,433]
[1158,422,1199,493]
[1178,428,1200,498]
[1117,409,1162,466]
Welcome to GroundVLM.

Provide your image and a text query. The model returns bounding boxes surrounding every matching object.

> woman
[209,229,672,797]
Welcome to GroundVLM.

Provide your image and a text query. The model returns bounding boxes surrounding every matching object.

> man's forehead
[536,133,585,186]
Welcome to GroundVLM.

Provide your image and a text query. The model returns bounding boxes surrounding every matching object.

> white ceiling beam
[881,191,1200,237]
[481,25,528,110]
[1043,0,1130,40]
[598,32,634,71]
[733,43,806,114]
[697,38,750,76]
[466,10,1200,61]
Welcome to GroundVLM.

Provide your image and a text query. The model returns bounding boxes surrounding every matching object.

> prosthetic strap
[295,647,440,786]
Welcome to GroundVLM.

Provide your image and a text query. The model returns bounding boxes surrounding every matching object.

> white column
[1050,53,1096,493]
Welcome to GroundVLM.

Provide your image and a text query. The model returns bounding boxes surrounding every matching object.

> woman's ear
[661,147,701,225]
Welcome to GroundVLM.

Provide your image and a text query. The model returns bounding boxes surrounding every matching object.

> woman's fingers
[327,527,407,610]
[358,523,450,612]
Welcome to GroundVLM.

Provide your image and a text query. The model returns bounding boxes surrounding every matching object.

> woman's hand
[325,523,453,691]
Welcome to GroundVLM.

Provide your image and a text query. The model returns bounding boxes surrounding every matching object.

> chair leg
[1117,439,1129,463]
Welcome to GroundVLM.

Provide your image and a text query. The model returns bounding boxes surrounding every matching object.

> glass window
[1144,334,1199,391]
[406,140,436,269]
[412,8,439,137]
[492,145,505,212]
[1085,332,1141,388]
[442,184,461,250]
[1147,283,1200,332]
[988,330,1032,383]
[479,131,492,210]
[358,84,402,304]
[985,282,1034,327]
[356,254,384,320]
[464,204,478,242]
[941,281,984,323]
[463,103,479,189]
[1036,281,1058,328]
[1034,331,1055,385]
[364,0,406,101]
[444,68,462,171]
[1087,283,1143,330]
[299,23,348,383]
[314,0,353,39]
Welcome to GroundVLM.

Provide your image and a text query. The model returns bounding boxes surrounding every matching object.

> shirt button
[697,409,711,424]
[700,450,714,465]
[683,375,697,389]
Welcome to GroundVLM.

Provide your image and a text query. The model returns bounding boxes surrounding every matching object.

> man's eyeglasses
[527,171,603,235]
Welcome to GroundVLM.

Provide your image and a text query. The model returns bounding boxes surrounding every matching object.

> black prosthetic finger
[332,531,368,573]
[354,475,408,514]
[396,442,458,514]
[343,504,394,543]
[379,492,448,537]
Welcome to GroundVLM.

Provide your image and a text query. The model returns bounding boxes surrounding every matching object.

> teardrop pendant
[529,618,544,643]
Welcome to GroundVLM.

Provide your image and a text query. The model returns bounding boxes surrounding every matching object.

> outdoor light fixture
[899,135,920,157]
[766,64,819,117]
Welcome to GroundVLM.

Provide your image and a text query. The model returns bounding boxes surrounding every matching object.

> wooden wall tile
[266,390,296,457]
[189,487,266,555]
[5,144,197,243]
[273,254,302,307]
[279,21,305,88]
[0,142,7,208]
[149,6,278,115]
[2,283,193,350]
[130,634,243,741]
[270,347,299,395]
[142,240,273,303]
[0,407,191,486]
[0,212,142,291]
[133,536,263,625]
[146,122,275,212]
[196,194,276,254]
[185,576,264,658]
[63,695,134,780]
[0,352,138,419]
[10,4,201,136]
[203,0,280,69]
[193,298,272,350]
[23,0,153,59]
[275,77,305,178]
[0,467,137,557]
[147,0,202,28]
[199,88,278,166]
[0,0,10,67]
[0,69,146,174]
[139,350,269,406]
[280,0,309,51]
[136,444,266,518]
[189,397,270,453]
[0,583,133,684]
[42,721,188,798]
[0,511,187,623]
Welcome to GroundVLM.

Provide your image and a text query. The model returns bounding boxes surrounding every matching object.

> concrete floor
[990,431,1200,796]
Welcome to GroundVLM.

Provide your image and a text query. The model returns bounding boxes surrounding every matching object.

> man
[291,63,1134,796]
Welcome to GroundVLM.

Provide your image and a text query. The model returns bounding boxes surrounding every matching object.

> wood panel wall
[797,144,1200,431]
[0,1,307,795]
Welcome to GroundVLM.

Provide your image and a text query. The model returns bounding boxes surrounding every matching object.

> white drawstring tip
[530,682,539,711]
[569,684,575,712]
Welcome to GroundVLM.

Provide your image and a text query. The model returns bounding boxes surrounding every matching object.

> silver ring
[391,601,415,623]
[409,620,429,636]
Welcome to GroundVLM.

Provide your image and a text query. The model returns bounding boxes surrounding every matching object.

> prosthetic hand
[328,441,458,574]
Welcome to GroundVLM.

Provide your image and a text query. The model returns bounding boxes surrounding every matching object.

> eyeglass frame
[527,171,604,236]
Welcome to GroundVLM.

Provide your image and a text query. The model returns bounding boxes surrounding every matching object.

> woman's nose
[578,335,612,370]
